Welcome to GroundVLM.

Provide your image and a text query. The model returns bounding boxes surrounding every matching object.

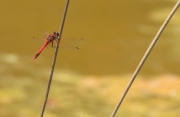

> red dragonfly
[33,31,83,59]
[33,32,60,59]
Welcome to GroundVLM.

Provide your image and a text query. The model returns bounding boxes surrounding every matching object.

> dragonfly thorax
[47,32,59,41]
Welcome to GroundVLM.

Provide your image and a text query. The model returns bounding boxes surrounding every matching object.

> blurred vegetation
[0,55,180,117]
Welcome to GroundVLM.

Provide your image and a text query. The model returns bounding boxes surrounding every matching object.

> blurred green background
[1,0,180,117]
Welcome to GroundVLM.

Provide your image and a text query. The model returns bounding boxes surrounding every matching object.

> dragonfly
[33,31,83,59]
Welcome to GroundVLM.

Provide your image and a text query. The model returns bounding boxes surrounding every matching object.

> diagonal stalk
[110,1,180,117]
[40,0,70,117]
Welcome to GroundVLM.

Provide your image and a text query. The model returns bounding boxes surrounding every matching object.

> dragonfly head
[53,32,59,38]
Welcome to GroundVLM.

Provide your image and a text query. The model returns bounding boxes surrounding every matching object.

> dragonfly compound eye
[53,32,59,37]
[56,32,59,37]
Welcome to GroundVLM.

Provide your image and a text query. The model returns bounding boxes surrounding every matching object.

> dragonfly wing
[59,44,80,51]
[41,29,49,38]
[60,38,84,45]
[33,30,50,44]
[33,37,41,42]
[57,38,84,50]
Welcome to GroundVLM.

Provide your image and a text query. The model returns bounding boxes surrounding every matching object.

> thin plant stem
[40,0,70,117]
[110,1,180,117]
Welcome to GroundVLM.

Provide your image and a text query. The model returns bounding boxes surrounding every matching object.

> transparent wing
[41,29,49,39]
[60,37,84,45]
[33,30,49,44]
[33,30,84,50]
[59,44,80,51]
[33,37,42,43]
[58,38,84,50]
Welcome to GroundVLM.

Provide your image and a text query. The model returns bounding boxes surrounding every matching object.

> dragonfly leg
[52,41,53,48]
[52,39,59,48]
[52,41,57,48]
[55,38,58,42]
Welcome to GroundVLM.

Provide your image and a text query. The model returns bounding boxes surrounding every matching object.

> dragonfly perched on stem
[33,30,83,59]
